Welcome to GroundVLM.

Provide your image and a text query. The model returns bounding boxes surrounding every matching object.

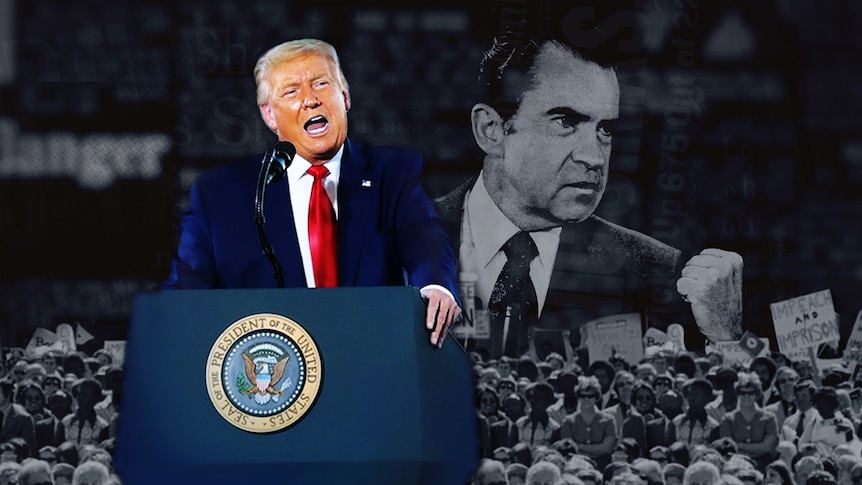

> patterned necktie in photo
[307,165,338,287]
[488,231,538,357]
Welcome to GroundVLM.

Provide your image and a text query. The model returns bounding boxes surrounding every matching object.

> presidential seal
[206,313,323,433]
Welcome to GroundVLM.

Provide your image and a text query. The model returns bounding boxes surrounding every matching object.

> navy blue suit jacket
[164,139,458,294]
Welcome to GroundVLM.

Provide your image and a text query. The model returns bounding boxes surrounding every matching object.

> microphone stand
[254,142,295,288]
[254,146,285,287]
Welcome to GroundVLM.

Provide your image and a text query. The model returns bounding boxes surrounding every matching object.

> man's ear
[343,89,351,111]
[471,103,506,156]
[258,103,278,133]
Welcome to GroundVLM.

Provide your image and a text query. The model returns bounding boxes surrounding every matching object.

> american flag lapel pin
[361,179,372,188]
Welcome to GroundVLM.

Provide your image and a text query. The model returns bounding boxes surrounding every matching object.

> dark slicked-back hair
[478,0,650,120]
[478,36,616,122]
[478,35,546,120]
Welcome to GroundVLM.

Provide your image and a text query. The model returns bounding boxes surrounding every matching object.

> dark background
[1,0,860,354]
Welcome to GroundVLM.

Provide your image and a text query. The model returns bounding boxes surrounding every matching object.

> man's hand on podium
[421,287,462,348]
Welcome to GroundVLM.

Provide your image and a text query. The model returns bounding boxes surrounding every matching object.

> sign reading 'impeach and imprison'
[770,289,838,355]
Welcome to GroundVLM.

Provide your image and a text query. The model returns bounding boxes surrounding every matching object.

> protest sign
[843,312,862,375]
[76,323,95,345]
[770,290,838,356]
[643,328,670,356]
[581,313,643,366]
[667,324,686,352]
[104,340,127,367]
[643,327,669,348]
[738,330,766,358]
[844,310,862,359]
[451,274,490,340]
[25,328,65,359]
[55,323,76,353]
[710,337,770,367]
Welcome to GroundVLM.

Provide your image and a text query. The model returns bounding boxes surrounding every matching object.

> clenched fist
[676,248,743,342]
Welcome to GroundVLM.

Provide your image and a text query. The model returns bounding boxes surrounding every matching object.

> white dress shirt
[285,146,452,299]
[782,407,815,442]
[798,410,854,452]
[459,172,562,316]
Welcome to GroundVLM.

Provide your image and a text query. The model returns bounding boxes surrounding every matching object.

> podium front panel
[115,287,479,485]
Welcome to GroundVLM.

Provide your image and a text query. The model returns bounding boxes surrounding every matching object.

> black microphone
[254,141,296,288]
[264,141,296,185]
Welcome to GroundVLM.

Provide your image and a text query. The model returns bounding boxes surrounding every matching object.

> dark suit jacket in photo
[645,414,675,450]
[0,404,36,453]
[165,139,458,294]
[35,415,61,449]
[434,175,685,357]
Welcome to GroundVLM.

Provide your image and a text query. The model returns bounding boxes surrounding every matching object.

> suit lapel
[1,407,14,439]
[264,177,306,287]
[337,140,373,286]
[433,174,476,257]
[540,221,594,329]
[541,217,647,333]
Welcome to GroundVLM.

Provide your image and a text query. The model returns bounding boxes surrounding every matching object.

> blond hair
[253,38,349,106]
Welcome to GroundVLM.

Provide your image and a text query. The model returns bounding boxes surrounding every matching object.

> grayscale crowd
[468,345,862,485]
[0,348,121,485]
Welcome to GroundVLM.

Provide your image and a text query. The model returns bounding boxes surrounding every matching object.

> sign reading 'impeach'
[770,290,838,355]
[710,338,770,367]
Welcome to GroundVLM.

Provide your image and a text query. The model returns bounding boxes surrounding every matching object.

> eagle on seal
[242,353,290,405]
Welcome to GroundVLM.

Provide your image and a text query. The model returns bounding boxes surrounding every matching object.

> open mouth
[304,115,329,134]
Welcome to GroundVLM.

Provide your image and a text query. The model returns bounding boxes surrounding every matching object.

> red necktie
[307,165,337,287]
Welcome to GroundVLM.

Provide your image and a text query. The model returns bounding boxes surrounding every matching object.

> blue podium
[114,287,479,484]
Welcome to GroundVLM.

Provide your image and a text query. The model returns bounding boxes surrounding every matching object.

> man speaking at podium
[163,39,461,348]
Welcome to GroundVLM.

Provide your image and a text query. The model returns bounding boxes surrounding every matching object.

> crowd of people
[468,344,862,485]
[0,346,122,485]
[4,330,862,485]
